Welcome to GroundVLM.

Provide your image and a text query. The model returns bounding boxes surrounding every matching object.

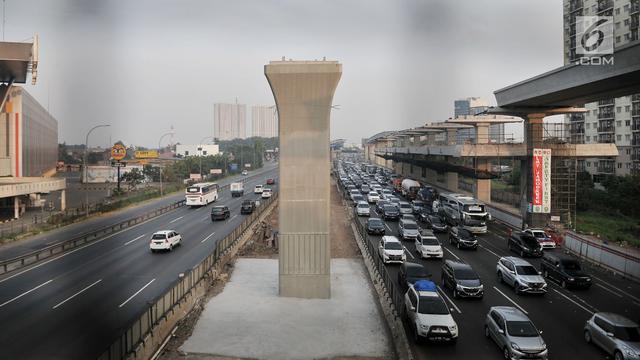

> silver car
[398,201,413,215]
[496,257,547,295]
[399,219,420,240]
[584,312,640,360]
[485,306,548,360]
[355,201,370,217]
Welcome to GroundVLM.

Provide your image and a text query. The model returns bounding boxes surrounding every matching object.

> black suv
[397,262,431,292]
[423,214,448,233]
[240,200,256,214]
[211,206,230,221]
[366,217,386,235]
[540,253,592,289]
[449,226,478,250]
[381,205,400,221]
[441,260,483,299]
[508,232,542,257]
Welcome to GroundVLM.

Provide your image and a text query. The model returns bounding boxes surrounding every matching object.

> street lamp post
[158,132,173,196]
[83,124,110,217]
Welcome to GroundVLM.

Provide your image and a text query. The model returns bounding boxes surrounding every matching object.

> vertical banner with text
[532,148,551,213]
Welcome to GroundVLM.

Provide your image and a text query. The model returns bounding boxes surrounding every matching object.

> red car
[266,178,276,185]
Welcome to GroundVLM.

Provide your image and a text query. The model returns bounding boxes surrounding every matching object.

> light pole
[83,124,110,216]
[158,132,173,196]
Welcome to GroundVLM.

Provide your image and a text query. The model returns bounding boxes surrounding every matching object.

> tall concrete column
[476,123,490,144]
[265,60,341,299]
[521,113,548,229]
[474,158,491,203]
[13,196,19,219]
[60,190,66,211]
[446,128,457,145]
[446,171,459,192]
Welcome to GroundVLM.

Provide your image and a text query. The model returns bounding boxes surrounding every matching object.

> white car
[150,230,182,252]
[378,236,406,264]
[404,280,458,343]
[242,170,248,176]
[356,201,370,217]
[367,191,381,204]
[261,188,273,199]
[415,230,443,259]
[254,185,264,194]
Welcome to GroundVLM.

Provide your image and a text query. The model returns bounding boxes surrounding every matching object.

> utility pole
[83,124,110,217]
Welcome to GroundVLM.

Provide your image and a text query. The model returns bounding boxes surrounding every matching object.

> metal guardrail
[0,200,187,275]
[97,192,278,360]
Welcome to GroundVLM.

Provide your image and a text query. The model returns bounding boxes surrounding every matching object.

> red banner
[532,150,543,206]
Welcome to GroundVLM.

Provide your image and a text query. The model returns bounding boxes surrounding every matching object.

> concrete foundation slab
[180,258,392,360]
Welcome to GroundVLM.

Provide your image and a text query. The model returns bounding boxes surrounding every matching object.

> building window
[626,105,631,112]
[618,163,622,169]
[185,151,189,156]
[626,120,631,126]
[627,163,632,169]
[616,120,622,127]
[617,134,622,141]
[587,161,591,167]
[593,122,598,128]
[586,123,590,129]
[586,136,591,142]
[624,4,629,11]
[625,19,630,25]
[627,148,632,155]
[202,151,207,155]
[617,106,622,113]
[592,110,597,116]
[616,22,621,29]
[616,36,621,43]
[615,8,621,14]
[626,134,631,141]
[625,33,631,40]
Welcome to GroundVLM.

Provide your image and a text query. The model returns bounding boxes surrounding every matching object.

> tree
[143,164,160,182]
[121,168,145,191]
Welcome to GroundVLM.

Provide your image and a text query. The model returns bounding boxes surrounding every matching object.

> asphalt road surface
[0,166,279,359]
[347,185,640,360]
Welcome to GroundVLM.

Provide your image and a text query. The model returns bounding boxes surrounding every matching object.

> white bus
[185,182,219,207]
[435,193,491,234]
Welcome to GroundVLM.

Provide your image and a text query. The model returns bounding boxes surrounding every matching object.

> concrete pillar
[474,158,491,203]
[446,171,458,192]
[13,196,19,219]
[446,128,457,145]
[476,123,490,144]
[521,114,549,229]
[60,190,66,211]
[265,59,341,299]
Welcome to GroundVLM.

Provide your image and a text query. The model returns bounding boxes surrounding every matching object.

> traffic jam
[335,159,640,360]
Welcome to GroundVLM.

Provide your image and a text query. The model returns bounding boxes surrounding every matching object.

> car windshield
[368,192,377,196]
[406,266,429,277]
[430,216,442,224]
[561,260,581,270]
[418,295,449,315]
[400,203,411,209]
[152,234,166,240]
[523,237,539,248]
[516,265,539,275]
[531,231,547,238]
[454,268,478,280]
[614,326,640,342]
[212,207,225,212]
[506,321,539,337]
[357,203,369,208]
[404,222,418,230]
[384,242,403,250]
[459,229,473,238]
[420,236,439,245]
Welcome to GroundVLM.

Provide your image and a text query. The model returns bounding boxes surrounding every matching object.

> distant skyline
[7,0,563,147]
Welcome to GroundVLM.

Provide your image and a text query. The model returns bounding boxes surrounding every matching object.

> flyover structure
[265,59,342,299]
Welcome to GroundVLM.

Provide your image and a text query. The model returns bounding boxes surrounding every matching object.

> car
[415,229,443,259]
[401,213,416,222]
[241,170,248,175]
[441,260,483,298]
[149,230,182,252]
[485,306,548,360]
[399,219,420,240]
[496,257,547,295]
[367,191,381,204]
[266,178,276,185]
[361,185,371,194]
[240,200,256,214]
[540,253,592,289]
[355,201,370,217]
[449,226,478,250]
[508,232,543,257]
[376,199,389,213]
[211,205,231,221]
[377,236,406,264]
[262,188,273,199]
[398,262,431,292]
[523,228,556,249]
[404,280,458,343]
[398,201,413,215]
[366,217,386,235]
[439,204,460,226]
[381,189,393,199]
[411,200,426,214]
[382,204,400,221]
[424,214,448,233]
[254,185,264,194]
[584,312,640,360]
[352,194,365,203]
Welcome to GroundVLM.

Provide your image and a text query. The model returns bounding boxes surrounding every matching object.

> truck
[392,177,404,193]
[401,179,421,200]
[230,182,244,197]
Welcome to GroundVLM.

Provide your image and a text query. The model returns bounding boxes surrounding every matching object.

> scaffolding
[543,122,578,228]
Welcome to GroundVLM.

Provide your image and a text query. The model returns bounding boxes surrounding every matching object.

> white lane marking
[169,216,184,223]
[444,247,460,261]
[371,209,378,216]
[403,246,415,259]
[201,232,216,243]
[591,277,640,303]
[595,283,623,298]
[385,223,392,231]
[119,279,156,308]
[52,279,102,309]
[124,234,146,246]
[493,286,528,315]
[437,286,462,314]
[552,289,594,315]
[228,215,237,221]
[0,279,54,308]
[479,245,500,258]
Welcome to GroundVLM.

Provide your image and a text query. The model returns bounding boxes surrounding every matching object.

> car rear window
[418,296,449,315]
[406,265,429,277]
[384,242,403,250]
[403,222,418,230]
[561,260,581,270]
[152,234,166,240]
[420,236,439,245]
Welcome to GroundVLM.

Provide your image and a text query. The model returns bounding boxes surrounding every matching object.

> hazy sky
[8,0,563,147]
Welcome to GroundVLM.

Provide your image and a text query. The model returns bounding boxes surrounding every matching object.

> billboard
[135,150,159,159]
[532,148,551,213]
[111,144,127,161]
[210,169,222,174]
[230,163,238,171]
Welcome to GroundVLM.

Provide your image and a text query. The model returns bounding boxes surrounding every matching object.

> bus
[185,182,219,207]
[435,193,491,234]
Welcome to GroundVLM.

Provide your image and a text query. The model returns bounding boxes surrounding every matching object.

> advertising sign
[244,163,251,168]
[134,150,159,159]
[189,173,202,181]
[111,144,127,161]
[210,169,222,174]
[532,148,551,213]
[230,163,238,171]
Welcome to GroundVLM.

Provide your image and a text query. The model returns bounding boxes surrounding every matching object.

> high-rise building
[564,0,640,179]
[251,105,278,138]
[453,97,504,143]
[214,102,246,140]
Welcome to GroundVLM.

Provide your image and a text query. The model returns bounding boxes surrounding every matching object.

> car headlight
[479,284,484,291]
[622,346,638,356]
[568,277,575,282]
[511,342,521,351]
[541,342,547,351]
[449,325,457,332]
[456,284,464,291]
[586,278,591,281]
[421,324,429,330]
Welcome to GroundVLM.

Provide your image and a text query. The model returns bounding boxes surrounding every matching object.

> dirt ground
[330,178,360,258]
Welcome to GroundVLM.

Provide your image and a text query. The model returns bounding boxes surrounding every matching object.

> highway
[0,166,279,359]
[346,185,640,360]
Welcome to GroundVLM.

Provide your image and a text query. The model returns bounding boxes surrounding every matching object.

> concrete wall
[265,60,341,299]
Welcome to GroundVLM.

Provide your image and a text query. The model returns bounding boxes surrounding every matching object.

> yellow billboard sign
[135,150,159,159]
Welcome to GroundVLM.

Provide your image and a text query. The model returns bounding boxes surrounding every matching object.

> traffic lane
[0,164,278,261]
